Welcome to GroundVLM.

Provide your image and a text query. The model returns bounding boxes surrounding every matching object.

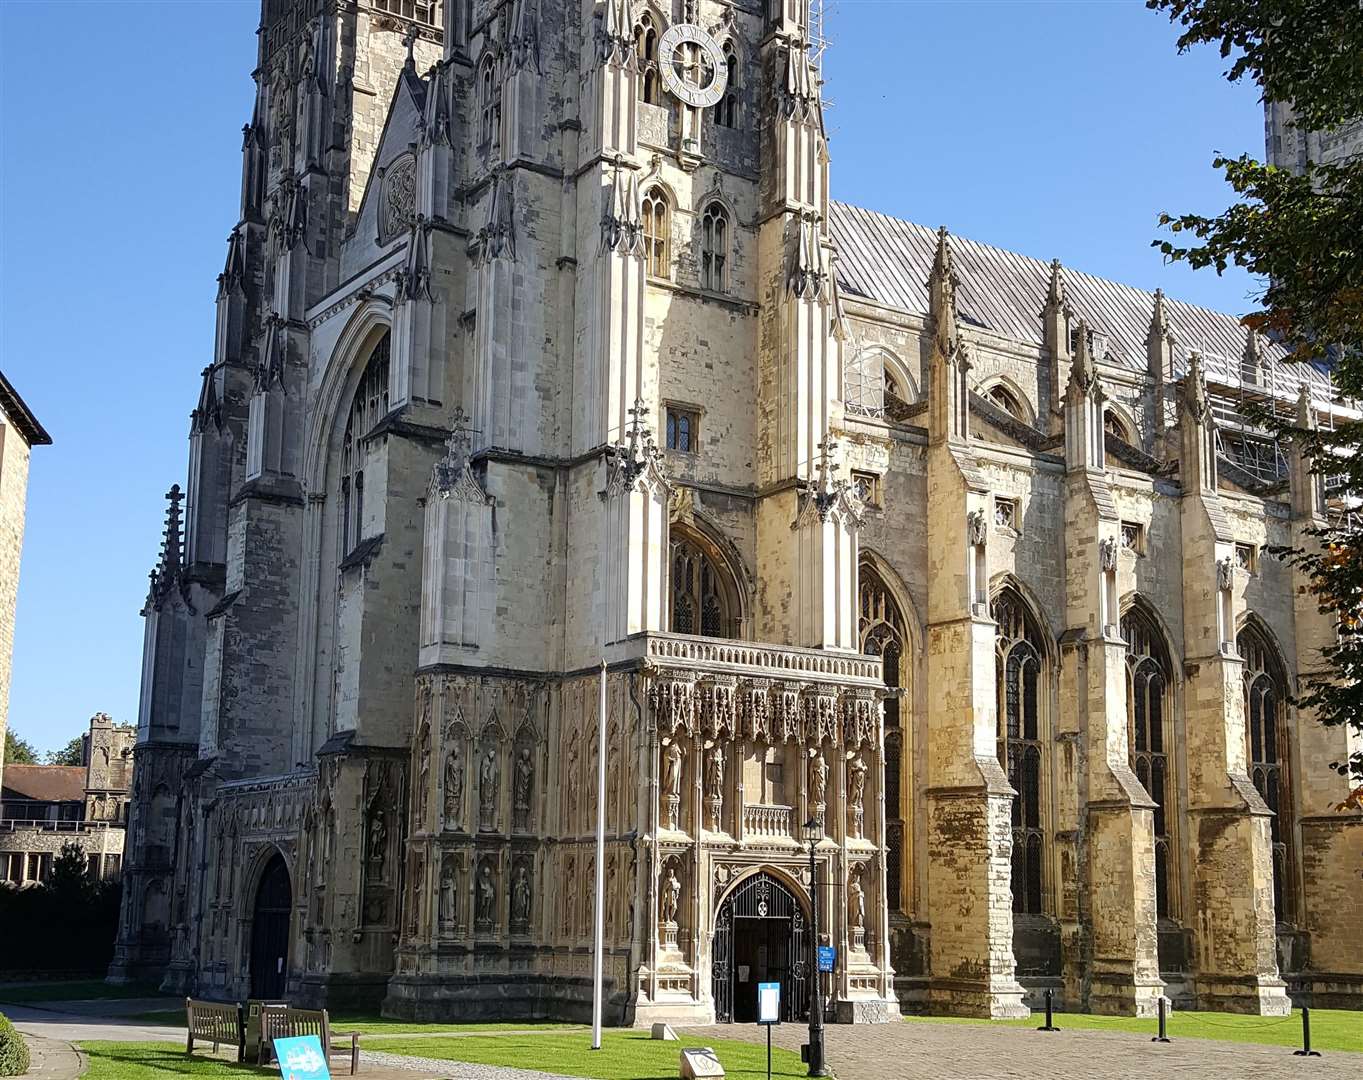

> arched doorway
[249,853,292,999]
[712,871,808,1023]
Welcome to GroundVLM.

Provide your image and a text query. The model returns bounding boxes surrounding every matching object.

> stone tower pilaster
[922,229,1028,1019]
[1060,325,1163,1016]
[1178,355,1290,1015]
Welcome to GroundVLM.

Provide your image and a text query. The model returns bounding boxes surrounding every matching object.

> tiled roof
[829,202,1333,397]
[1,765,85,804]
[0,369,52,447]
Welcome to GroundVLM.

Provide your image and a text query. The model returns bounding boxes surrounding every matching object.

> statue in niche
[367,806,387,879]
[476,863,496,926]
[848,867,865,930]
[809,750,828,806]
[479,747,498,831]
[566,741,580,823]
[1217,554,1235,592]
[661,865,682,925]
[444,745,463,824]
[439,861,457,930]
[967,508,988,547]
[848,755,867,812]
[563,856,577,936]
[664,740,683,799]
[706,744,725,796]
[513,747,533,822]
[511,863,532,926]
[416,739,430,826]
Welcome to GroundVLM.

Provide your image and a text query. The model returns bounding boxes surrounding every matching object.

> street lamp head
[802,817,820,843]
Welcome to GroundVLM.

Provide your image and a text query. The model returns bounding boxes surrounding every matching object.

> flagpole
[591,657,608,1050]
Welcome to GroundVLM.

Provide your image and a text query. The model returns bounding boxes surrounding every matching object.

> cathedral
[110,0,1363,1024]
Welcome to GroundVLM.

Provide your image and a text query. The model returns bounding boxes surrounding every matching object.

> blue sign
[273,1035,331,1080]
[817,945,835,973]
[756,981,781,1024]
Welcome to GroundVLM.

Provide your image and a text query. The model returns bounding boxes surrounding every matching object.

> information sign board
[817,945,836,973]
[756,981,781,1025]
[273,1035,330,1080]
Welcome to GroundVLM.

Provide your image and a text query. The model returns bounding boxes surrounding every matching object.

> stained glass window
[994,588,1046,914]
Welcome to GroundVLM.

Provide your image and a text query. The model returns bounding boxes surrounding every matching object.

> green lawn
[0,980,172,1004]
[129,1008,585,1035]
[364,1031,807,1078]
[902,1007,1363,1053]
[81,1043,261,1080]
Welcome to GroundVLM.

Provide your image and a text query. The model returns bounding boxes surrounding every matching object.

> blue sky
[0,1,1263,755]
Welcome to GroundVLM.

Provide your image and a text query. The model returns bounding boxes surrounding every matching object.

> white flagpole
[591,658,608,1050]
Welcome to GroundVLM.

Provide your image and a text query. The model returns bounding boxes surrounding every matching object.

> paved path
[2,1002,183,1044]
[16,1036,84,1080]
[681,1020,1360,1080]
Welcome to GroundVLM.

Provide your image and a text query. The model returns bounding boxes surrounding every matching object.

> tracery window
[700,202,729,293]
[642,186,670,279]
[716,42,740,127]
[479,57,501,151]
[340,332,390,556]
[1104,409,1133,443]
[987,383,1026,421]
[1123,604,1175,918]
[860,562,907,911]
[635,13,661,105]
[670,532,737,639]
[993,587,1046,915]
[1240,623,1294,923]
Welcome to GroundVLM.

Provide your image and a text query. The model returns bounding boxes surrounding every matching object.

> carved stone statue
[848,868,865,930]
[664,740,683,798]
[444,746,463,824]
[1217,554,1235,592]
[439,862,456,930]
[479,748,498,831]
[476,863,496,926]
[563,856,577,936]
[1099,536,1118,573]
[511,863,532,926]
[367,806,387,877]
[513,747,534,815]
[661,865,682,925]
[809,750,828,805]
[706,744,725,795]
[848,754,868,811]
[566,742,580,823]
[967,508,988,547]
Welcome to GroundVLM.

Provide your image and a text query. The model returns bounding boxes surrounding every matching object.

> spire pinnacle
[928,226,959,357]
[1068,317,1096,398]
[1045,258,1066,313]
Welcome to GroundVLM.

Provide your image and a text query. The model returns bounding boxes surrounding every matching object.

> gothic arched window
[635,14,661,105]
[1105,409,1133,443]
[987,383,1026,421]
[642,185,670,279]
[993,587,1046,915]
[717,42,740,128]
[340,332,390,556]
[860,561,907,912]
[670,531,738,639]
[700,202,729,293]
[1123,604,1176,918]
[479,57,500,151]
[1239,622,1294,924]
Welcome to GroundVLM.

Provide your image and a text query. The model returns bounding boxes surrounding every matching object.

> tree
[1148,0,1363,790]
[45,736,84,766]
[3,730,37,765]
[48,840,91,900]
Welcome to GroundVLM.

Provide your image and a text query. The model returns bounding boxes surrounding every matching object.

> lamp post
[801,817,828,1077]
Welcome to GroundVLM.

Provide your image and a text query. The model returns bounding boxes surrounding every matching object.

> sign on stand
[272,1035,330,1080]
[757,981,780,1080]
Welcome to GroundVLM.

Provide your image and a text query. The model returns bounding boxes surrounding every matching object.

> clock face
[658,24,728,109]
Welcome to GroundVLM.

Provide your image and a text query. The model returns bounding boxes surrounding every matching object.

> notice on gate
[757,981,781,1025]
[817,945,835,973]
[273,1035,330,1080]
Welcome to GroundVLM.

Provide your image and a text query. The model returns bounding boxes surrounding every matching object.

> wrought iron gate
[711,871,808,1023]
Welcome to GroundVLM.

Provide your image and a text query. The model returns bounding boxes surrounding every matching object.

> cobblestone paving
[681,1020,1359,1080]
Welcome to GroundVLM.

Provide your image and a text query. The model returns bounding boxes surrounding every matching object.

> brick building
[112,0,1361,1022]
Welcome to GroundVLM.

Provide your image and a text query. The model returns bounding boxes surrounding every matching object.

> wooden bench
[184,998,243,1059]
[258,1006,360,1075]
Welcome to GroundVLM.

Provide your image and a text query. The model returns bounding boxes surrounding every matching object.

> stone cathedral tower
[116,0,1361,1021]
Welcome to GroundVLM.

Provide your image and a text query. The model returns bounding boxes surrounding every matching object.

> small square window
[1121,521,1145,554]
[1235,542,1258,574]
[852,470,883,508]
[665,407,700,453]
[994,496,1017,531]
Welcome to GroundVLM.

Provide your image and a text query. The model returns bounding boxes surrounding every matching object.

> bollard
[1036,988,1060,1032]
[1151,996,1171,1043]
[1293,1006,1322,1057]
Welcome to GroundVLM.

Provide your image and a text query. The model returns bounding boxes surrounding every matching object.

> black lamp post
[802,816,828,1077]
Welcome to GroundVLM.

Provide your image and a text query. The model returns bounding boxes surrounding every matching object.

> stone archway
[712,870,808,1024]
[249,852,292,999]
